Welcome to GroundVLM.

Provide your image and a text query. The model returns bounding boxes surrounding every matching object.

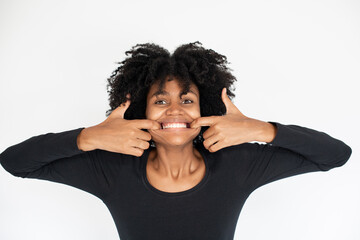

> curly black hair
[106,41,237,148]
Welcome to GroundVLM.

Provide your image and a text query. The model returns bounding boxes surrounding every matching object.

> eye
[154,99,194,105]
[154,100,166,105]
[182,99,193,104]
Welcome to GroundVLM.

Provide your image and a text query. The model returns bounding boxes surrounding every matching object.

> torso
[146,149,206,193]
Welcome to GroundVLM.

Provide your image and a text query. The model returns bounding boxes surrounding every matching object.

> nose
[165,102,185,115]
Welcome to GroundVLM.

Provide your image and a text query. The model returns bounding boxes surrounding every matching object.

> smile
[160,122,191,130]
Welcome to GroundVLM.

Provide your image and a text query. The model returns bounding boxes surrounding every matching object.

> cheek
[145,105,154,119]
[146,105,162,120]
[145,103,151,117]
[191,104,201,118]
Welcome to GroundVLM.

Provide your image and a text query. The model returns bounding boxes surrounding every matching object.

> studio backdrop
[0,0,359,239]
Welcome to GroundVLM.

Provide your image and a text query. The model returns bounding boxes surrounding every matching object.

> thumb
[221,87,238,115]
[111,93,131,118]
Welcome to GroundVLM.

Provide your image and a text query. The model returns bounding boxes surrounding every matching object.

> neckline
[141,145,210,197]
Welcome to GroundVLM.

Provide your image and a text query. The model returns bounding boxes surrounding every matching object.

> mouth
[160,122,191,130]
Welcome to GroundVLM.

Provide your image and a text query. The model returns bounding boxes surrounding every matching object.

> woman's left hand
[190,88,274,152]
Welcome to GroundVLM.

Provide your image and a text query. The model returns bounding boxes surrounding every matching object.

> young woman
[0,42,352,240]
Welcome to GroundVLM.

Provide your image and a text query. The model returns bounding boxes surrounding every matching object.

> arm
[245,121,352,191]
[0,128,111,200]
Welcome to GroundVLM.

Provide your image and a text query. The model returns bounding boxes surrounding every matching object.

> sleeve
[246,121,352,191]
[0,127,111,200]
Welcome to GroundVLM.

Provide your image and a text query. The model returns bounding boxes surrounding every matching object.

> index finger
[190,116,218,128]
[133,119,162,130]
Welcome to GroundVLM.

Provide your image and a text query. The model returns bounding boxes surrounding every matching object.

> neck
[149,142,203,180]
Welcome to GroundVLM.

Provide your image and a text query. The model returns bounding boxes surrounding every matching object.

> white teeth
[162,123,187,129]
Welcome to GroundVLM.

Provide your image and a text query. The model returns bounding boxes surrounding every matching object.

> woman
[0,42,352,240]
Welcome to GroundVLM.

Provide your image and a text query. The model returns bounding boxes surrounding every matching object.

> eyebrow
[150,89,198,99]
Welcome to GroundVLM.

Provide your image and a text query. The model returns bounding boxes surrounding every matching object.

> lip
[158,119,192,124]
[159,127,192,132]
[157,119,193,130]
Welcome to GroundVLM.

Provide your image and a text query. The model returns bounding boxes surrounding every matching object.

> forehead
[147,79,199,99]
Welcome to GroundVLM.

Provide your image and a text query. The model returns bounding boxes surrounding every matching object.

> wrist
[77,127,97,151]
[257,121,277,143]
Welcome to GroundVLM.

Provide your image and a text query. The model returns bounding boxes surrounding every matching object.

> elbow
[337,143,352,167]
[0,150,11,173]
[0,147,26,178]
[324,143,352,170]
[0,156,18,177]
[0,159,28,178]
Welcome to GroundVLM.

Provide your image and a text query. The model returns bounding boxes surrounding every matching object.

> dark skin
[77,77,276,192]
[145,78,277,192]
[145,79,205,192]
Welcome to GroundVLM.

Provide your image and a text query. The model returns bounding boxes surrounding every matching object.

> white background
[0,0,359,239]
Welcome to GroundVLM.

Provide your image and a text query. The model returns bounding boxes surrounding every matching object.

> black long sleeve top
[0,121,352,240]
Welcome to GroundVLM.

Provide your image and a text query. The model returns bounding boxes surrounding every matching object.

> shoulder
[90,149,143,174]
[215,142,261,158]
[203,142,261,170]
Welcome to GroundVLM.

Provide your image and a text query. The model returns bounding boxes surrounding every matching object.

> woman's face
[146,78,201,147]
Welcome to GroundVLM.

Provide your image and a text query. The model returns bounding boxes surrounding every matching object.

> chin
[149,129,200,145]
[154,139,194,147]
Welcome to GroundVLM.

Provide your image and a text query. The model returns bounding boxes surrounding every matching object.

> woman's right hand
[77,94,161,157]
